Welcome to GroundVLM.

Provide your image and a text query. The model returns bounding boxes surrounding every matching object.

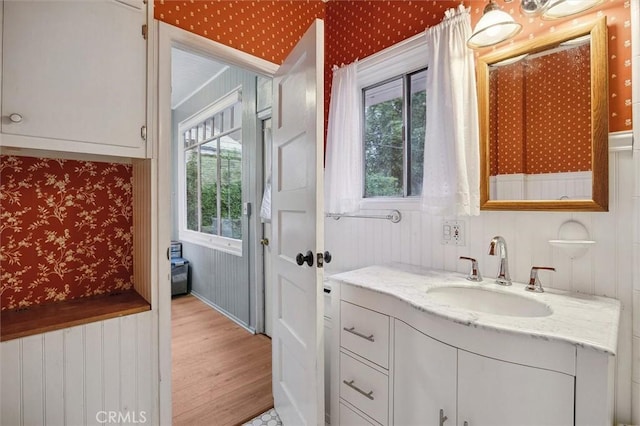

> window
[180,92,243,252]
[363,68,426,198]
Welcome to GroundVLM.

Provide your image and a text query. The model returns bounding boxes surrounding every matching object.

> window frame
[355,33,428,210]
[177,89,243,256]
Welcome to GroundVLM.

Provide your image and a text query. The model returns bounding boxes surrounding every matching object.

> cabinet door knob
[9,113,23,123]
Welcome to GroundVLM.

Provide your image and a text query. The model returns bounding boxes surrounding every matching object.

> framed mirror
[477,17,608,211]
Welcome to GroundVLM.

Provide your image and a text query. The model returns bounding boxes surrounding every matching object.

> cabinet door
[2,0,147,157]
[458,350,574,426]
[393,320,457,426]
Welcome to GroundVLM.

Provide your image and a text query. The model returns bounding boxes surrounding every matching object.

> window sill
[0,290,151,342]
[179,229,243,257]
[358,197,421,212]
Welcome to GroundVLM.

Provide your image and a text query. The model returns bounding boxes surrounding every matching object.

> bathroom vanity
[329,265,620,426]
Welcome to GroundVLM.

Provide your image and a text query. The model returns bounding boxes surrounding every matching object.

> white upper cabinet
[2,0,148,158]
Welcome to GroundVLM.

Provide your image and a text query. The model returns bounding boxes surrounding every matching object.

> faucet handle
[459,256,482,282]
[525,266,556,293]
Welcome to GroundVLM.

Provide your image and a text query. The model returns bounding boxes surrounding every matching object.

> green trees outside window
[183,102,242,241]
[363,69,426,198]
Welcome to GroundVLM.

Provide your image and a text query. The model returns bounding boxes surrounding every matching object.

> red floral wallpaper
[0,155,134,311]
[154,0,326,64]
[324,0,463,141]
[155,0,632,138]
[490,45,592,175]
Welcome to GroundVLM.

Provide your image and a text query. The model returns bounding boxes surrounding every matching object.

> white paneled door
[271,19,325,425]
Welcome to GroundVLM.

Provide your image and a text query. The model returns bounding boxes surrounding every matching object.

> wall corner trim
[609,130,633,152]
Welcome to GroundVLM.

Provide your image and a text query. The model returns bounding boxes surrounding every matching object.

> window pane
[220,130,242,240]
[197,122,206,142]
[232,104,242,129]
[409,70,426,196]
[189,128,197,145]
[223,109,232,132]
[200,141,218,235]
[214,113,222,136]
[363,78,404,197]
[184,131,191,149]
[184,148,199,231]
[205,118,213,140]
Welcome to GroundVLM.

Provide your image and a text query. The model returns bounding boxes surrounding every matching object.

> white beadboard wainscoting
[325,133,634,423]
[0,311,156,426]
[490,171,592,201]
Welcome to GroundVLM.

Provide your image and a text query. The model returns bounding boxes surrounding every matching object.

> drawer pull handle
[343,326,375,342]
[439,409,448,426]
[343,379,374,400]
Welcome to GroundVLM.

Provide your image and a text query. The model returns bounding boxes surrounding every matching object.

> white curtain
[422,5,480,216]
[325,61,362,214]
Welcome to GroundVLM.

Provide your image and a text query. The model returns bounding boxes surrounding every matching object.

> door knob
[8,113,23,123]
[260,238,269,246]
[323,251,332,263]
[295,250,314,267]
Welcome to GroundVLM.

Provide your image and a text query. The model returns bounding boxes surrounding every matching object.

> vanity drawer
[340,301,389,368]
[340,352,389,425]
[339,402,375,426]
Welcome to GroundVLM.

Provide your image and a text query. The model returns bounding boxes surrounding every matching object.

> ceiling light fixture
[520,0,550,16]
[468,0,605,49]
[467,0,523,49]
[542,0,604,20]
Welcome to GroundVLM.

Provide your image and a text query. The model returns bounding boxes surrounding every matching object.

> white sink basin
[426,286,553,317]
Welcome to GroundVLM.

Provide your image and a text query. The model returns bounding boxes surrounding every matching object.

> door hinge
[141,125,147,141]
[142,24,148,40]
[317,252,324,268]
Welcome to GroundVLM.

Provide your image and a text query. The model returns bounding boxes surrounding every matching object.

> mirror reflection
[478,17,608,211]
[488,37,591,201]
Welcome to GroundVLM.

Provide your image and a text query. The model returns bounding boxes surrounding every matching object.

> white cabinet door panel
[2,0,146,156]
[393,319,457,426]
[458,349,574,426]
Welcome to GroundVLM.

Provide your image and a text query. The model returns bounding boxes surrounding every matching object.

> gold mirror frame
[477,17,608,211]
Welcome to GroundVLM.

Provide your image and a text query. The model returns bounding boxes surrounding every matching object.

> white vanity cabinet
[1,0,148,158]
[395,320,574,426]
[330,269,617,426]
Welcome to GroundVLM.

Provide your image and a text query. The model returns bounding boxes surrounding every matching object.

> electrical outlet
[442,220,465,246]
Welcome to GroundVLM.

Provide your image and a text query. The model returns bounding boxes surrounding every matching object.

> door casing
[156,21,278,425]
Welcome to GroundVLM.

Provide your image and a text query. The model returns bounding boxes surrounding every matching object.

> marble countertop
[328,264,621,355]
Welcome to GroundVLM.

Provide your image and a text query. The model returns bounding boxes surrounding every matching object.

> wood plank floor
[172,295,273,426]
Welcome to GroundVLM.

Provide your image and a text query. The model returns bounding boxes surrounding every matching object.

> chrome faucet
[488,236,511,286]
[459,256,482,282]
[525,266,556,293]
